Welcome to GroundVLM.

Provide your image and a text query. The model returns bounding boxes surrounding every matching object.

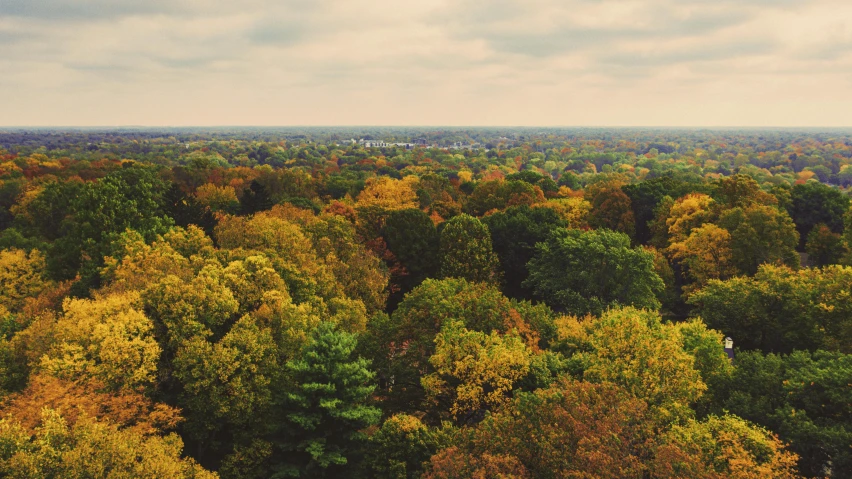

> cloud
[0,0,850,126]
[0,0,186,20]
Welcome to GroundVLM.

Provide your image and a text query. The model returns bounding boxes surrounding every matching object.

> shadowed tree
[439,214,499,284]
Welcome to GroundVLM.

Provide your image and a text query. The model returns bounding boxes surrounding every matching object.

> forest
[0,127,850,478]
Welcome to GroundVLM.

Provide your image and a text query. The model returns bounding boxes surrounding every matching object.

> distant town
[349,138,484,150]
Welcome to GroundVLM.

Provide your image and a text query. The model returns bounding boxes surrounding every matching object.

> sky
[0,0,851,127]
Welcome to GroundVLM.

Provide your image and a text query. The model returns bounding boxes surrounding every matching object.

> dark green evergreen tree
[482,205,565,299]
[278,322,381,478]
[788,182,850,248]
[439,213,499,284]
[241,180,274,215]
[382,208,439,302]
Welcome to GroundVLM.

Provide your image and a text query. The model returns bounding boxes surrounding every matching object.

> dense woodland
[0,128,851,478]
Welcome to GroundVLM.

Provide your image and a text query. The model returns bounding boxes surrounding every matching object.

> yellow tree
[653,415,801,479]
[194,183,239,213]
[0,409,216,478]
[534,197,591,229]
[668,223,738,294]
[215,213,338,302]
[422,320,532,422]
[40,293,160,392]
[666,194,717,244]
[0,248,51,313]
[562,307,707,423]
[355,176,419,211]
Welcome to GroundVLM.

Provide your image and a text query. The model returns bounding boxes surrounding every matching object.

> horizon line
[2,125,852,130]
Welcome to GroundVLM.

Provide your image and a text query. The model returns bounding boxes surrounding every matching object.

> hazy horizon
[2,0,851,127]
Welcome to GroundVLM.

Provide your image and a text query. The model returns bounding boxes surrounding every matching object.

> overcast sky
[1,0,851,126]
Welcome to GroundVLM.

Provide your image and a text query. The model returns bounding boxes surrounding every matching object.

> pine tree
[278,322,381,478]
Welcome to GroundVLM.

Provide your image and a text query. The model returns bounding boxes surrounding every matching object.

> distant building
[357,139,415,149]
[358,139,389,148]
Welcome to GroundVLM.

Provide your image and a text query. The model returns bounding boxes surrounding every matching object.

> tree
[524,228,663,315]
[788,182,849,247]
[143,267,241,350]
[279,321,381,477]
[623,176,696,245]
[653,415,800,479]
[14,180,83,241]
[1,374,182,436]
[439,214,499,284]
[214,213,337,304]
[706,350,852,477]
[240,180,274,215]
[668,224,737,294]
[0,248,50,313]
[40,293,161,392]
[665,194,717,244]
[305,213,389,314]
[355,176,419,211]
[47,165,173,292]
[382,208,439,296]
[427,379,652,479]
[163,183,218,238]
[562,307,707,422]
[588,187,636,238]
[0,409,216,479]
[173,315,278,460]
[195,183,240,214]
[421,320,532,422]
[482,205,566,299]
[362,414,447,479]
[712,174,776,209]
[686,264,851,353]
[805,223,847,267]
[534,198,591,229]
[717,205,800,275]
[363,278,552,416]
[465,180,544,216]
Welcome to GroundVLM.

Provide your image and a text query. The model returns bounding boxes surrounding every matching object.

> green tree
[47,166,173,293]
[163,183,218,238]
[622,176,697,245]
[16,180,84,241]
[788,182,849,247]
[482,205,566,299]
[173,315,278,460]
[439,214,499,284]
[805,223,847,267]
[240,180,274,215]
[382,208,439,294]
[687,264,852,353]
[707,350,852,477]
[279,321,381,477]
[362,414,446,479]
[525,228,663,315]
[717,205,800,275]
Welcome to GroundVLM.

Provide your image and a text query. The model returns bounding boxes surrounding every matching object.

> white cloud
[0,0,850,126]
